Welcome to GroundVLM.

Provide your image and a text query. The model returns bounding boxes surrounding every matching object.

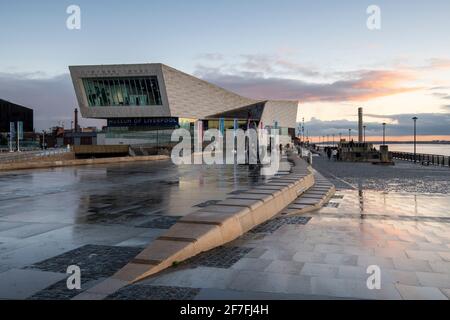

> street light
[332,134,335,147]
[348,129,352,142]
[412,117,418,162]
[363,125,367,143]
[382,123,386,145]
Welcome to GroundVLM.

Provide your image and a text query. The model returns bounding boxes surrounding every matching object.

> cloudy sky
[0,0,449,140]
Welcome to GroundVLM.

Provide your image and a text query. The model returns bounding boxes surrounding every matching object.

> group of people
[325,146,340,161]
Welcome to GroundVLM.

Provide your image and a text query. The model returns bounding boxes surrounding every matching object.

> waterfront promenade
[0,155,449,299]
[118,156,450,300]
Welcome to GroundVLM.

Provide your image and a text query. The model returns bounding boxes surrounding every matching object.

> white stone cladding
[261,100,299,129]
[160,64,260,119]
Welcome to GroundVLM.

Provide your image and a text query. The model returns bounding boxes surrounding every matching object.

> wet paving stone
[312,155,450,194]
[159,180,179,186]
[250,216,312,234]
[107,285,200,300]
[324,202,340,208]
[26,244,141,279]
[82,211,148,225]
[229,189,249,195]
[183,246,253,269]
[194,200,222,208]
[28,277,104,300]
[137,215,182,229]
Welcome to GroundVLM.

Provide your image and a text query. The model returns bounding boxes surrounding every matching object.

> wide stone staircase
[281,169,335,216]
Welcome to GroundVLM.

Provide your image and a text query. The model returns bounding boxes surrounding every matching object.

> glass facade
[82,76,162,107]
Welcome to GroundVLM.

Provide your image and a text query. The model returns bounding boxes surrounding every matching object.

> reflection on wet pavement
[0,160,268,277]
[322,190,450,219]
[311,155,450,194]
[0,161,267,224]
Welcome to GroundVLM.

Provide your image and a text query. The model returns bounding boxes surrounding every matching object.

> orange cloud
[346,70,422,101]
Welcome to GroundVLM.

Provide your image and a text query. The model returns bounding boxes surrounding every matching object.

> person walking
[327,147,332,160]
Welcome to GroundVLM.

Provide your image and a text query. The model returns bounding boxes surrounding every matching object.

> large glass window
[82,76,163,107]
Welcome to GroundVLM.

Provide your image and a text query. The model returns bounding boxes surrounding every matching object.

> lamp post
[363,125,367,143]
[332,134,335,147]
[382,123,386,145]
[348,129,351,142]
[412,117,418,163]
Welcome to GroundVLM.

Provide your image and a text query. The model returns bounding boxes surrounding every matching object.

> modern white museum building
[69,63,299,146]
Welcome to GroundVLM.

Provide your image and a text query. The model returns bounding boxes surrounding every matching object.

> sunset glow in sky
[0,0,449,139]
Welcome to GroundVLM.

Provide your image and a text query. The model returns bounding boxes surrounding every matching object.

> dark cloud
[195,66,419,102]
[0,72,104,131]
[429,86,450,91]
[306,113,450,137]
[430,92,449,98]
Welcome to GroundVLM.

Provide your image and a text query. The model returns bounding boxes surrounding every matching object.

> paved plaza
[0,160,267,299]
[0,156,449,300]
[132,189,450,300]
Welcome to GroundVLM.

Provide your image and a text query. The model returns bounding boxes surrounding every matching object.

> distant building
[60,129,97,146]
[0,99,34,133]
[69,63,298,146]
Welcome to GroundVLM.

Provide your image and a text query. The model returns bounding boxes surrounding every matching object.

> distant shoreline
[318,141,450,145]
[373,141,450,145]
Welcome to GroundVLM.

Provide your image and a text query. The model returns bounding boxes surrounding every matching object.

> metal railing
[0,148,71,164]
[391,151,450,167]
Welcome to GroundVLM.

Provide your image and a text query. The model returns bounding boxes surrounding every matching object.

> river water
[373,143,450,156]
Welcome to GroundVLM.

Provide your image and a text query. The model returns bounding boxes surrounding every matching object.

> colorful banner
[219,118,225,135]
